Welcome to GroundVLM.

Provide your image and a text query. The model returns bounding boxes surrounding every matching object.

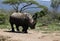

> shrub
[0,14,6,24]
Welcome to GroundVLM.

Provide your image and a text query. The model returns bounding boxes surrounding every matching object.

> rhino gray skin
[9,12,36,33]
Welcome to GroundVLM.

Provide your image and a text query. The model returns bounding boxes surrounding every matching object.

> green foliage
[0,9,9,24]
[0,14,6,24]
[35,10,60,27]
[3,0,20,5]
[0,14,5,19]
[33,9,48,19]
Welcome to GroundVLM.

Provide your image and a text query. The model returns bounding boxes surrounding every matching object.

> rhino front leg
[22,26,28,33]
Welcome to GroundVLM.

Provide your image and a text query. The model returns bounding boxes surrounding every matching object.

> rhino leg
[22,26,28,33]
[10,23,15,32]
[16,25,19,32]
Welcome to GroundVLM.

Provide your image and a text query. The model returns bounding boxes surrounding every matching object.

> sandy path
[0,29,60,41]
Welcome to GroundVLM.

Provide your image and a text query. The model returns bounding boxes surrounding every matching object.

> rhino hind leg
[22,26,28,33]
[10,23,15,32]
[16,25,19,32]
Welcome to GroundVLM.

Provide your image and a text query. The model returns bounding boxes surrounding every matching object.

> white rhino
[9,12,37,33]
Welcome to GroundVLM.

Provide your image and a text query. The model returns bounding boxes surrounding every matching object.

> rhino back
[11,12,27,19]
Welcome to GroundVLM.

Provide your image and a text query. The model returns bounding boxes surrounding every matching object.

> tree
[32,8,48,21]
[51,0,60,19]
[51,0,60,12]
[2,0,47,12]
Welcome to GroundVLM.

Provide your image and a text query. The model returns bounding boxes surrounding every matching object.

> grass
[0,19,10,29]
[35,23,60,32]
[0,22,60,32]
[0,24,11,29]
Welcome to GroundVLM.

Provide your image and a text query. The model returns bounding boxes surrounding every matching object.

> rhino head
[26,13,37,29]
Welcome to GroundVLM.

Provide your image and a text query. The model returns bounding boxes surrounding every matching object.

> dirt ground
[0,29,60,41]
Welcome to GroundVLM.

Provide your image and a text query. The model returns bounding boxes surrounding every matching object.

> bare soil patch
[0,29,60,41]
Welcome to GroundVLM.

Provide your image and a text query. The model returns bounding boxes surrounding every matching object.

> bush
[0,14,6,24]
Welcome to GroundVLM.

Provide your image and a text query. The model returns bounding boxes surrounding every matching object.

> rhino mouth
[30,25,35,29]
[31,27,35,29]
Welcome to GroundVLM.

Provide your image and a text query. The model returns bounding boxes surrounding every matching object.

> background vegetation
[0,0,60,31]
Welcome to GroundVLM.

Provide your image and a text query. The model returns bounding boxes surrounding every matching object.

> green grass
[0,22,60,32]
[35,23,60,32]
[48,24,60,31]
[0,23,11,29]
